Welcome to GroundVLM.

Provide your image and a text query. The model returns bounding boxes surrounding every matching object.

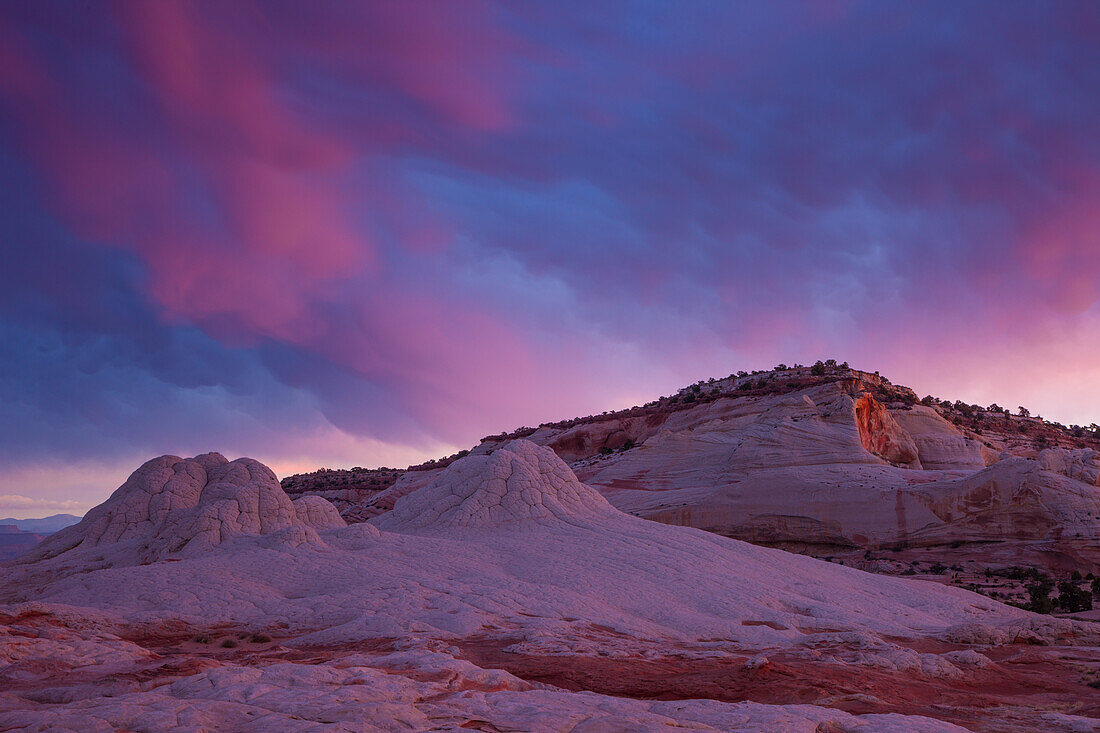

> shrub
[220,638,239,648]
[811,360,826,376]
[1024,578,1054,614]
[250,633,272,643]
[953,401,973,418]
[1056,581,1093,613]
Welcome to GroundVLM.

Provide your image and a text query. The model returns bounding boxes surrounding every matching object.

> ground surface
[2,443,1099,731]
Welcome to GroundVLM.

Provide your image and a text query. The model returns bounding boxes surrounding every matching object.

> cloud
[0,495,85,512]
[0,0,1098,507]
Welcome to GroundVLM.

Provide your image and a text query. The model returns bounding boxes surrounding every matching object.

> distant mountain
[0,525,45,561]
[0,513,81,534]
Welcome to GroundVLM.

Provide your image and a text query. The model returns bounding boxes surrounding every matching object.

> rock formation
[374,440,616,533]
[285,366,1099,576]
[326,367,1093,572]
[280,466,402,516]
[890,405,994,470]
[0,526,43,562]
[1040,447,1100,487]
[2,444,1097,730]
[855,394,921,467]
[22,452,344,567]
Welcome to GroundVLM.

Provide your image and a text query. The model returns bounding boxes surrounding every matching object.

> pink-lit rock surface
[437,370,1100,572]
[285,368,1100,575]
[2,443,1099,730]
[21,453,344,569]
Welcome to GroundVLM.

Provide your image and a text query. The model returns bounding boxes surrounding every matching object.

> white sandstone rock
[1039,448,1100,487]
[373,440,616,533]
[19,453,343,567]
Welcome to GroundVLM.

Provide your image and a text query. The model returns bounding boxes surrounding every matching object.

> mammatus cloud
[0,2,1098,508]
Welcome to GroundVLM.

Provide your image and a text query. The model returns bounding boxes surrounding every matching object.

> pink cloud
[0,2,518,345]
[0,2,541,442]
[2,0,1098,460]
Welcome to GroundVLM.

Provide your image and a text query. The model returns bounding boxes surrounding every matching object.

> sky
[1,1,1098,518]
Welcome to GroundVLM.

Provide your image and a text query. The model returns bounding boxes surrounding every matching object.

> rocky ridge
[296,364,1099,577]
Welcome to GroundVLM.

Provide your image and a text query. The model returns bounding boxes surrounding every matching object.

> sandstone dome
[373,440,616,533]
[21,452,345,566]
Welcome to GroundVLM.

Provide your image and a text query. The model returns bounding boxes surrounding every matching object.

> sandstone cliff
[287,365,1100,572]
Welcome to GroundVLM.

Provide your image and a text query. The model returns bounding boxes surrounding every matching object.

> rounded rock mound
[373,440,616,533]
[1039,447,1100,487]
[20,453,345,565]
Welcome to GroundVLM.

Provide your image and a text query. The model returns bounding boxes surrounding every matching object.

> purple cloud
[1,1,1098,514]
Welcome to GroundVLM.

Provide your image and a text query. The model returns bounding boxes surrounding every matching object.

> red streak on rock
[452,636,1100,731]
